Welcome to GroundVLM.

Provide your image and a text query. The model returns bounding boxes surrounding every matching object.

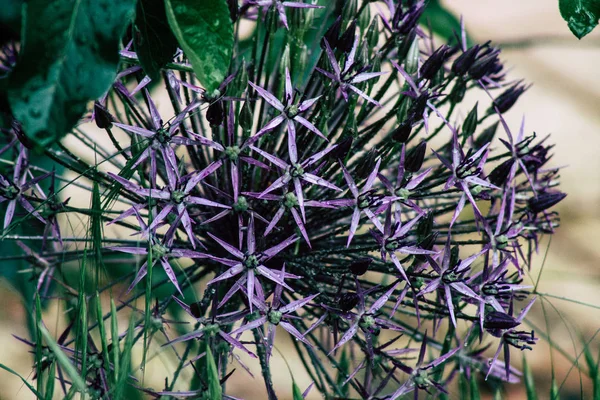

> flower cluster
[1,0,565,398]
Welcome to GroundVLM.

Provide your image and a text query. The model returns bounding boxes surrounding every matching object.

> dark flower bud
[93,102,114,130]
[405,141,426,172]
[206,102,224,126]
[528,192,566,214]
[339,292,360,311]
[452,44,481,76]
[489,158,514,187]
[462,102,478,138]
[416,212,434,241]
[414,232,439,264]
[321,17,342,49]
[474,121,498,148]
[391,121,412,143]
[338,20,357,53]
[330,136,353,160]
[227,0,239,22]
[397,3,425,35]
[420,45,451,80]
[355,149,378,179]
[409,93,429,121]
[490,82,530,114]
[189,302,204,318]
[468,50,501,80]
[484,311,520,330]
[349,257,372,275]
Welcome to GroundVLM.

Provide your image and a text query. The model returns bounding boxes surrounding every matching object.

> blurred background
[0,0,599,398]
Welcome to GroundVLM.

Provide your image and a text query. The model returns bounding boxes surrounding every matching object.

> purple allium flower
[108,161,229,247]
[248,0,323,30]
[0,146,48,230]
[318,38,386,106]
[231,267,318,360]
[329,280,403,356]
[389,333,459,399]
[485,297,537,381]
[108,235,208,296]
[418,235,486,327]
[205,215,299,311]
[249,68,325,146]
[433,129,499,226]
[113,91,201,187]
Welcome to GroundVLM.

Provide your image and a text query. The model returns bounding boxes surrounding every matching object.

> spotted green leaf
[559,0,600,39]
[7,0,136,147]
[165,0,233,94]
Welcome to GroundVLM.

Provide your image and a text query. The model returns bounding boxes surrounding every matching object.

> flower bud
[416,212,434,241]
[489,158,514,187]
[206,102,224,126]
[461,102,478,138]
[490,82,530,114]
[338,20,357,53]
[321,17,342,49]
[528,192,566,214]
[329,136,353,160]
[355,149,378,179]
[94,101,114,129]
[349,257,372,275]
[391,121,412,143]
[405,141,426,172]
[468,50,500,80]
[451,44,481,76]
[420,45,452,80]
[484,311,520,330]
[339,292,360,311]
[227,0,238,23]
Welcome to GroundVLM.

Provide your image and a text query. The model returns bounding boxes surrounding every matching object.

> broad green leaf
[165,0,233,94]
[292,381,304,400]
[134,0,179,80]
[422,0,470,45]
[39,324,87,394]
[559,0,600,39]
[7,0,136,147]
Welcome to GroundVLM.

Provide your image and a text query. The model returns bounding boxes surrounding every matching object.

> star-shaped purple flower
[206,214,299,311]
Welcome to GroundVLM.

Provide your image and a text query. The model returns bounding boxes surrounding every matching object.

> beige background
[1,0,599,399]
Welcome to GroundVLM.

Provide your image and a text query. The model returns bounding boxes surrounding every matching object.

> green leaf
[292,380,304,400]
[422,0,470,45]
[7,0,136,147]
[134,0,179,80]
[39,324,87,394]
[165,0,233,94]
[205,343,223,400]
[559,0,600,39]
[0,362,43,398]
[522,354,537,400]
